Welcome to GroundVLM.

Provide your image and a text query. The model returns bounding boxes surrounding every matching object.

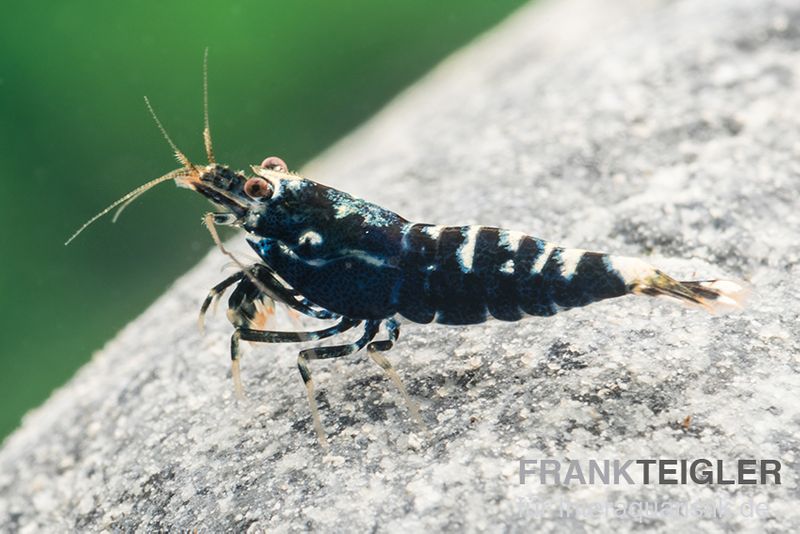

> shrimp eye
[244,177,272,199]
[260,156,288,173]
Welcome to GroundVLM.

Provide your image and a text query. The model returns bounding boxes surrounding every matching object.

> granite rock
[2,0,799,531]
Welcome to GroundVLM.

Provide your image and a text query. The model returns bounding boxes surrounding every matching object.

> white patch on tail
[606,256,655,285]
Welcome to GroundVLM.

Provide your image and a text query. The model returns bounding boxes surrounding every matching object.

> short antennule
[144,96,194,170]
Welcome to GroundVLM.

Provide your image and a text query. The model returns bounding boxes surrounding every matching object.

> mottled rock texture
[2,0,798,531]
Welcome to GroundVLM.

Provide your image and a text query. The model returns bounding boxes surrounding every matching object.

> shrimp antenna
[66,96,198,245]
[64,168,190,246]
[203,47,216,163]
[144,96,194,170]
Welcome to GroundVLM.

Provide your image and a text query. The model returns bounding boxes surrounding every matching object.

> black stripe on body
[514,237,557,316]
[395,224,439,323]
[428,227,487,324]
[396,224,630,325]
[526,247,628,311]
[560,252,627,305]
[401,225,528,324]
[540,248,569,307]
[472,228,523,321]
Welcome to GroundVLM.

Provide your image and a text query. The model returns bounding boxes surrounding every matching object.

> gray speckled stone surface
[2,0,799,531]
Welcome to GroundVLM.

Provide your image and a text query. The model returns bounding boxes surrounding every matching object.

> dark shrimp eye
[260,156,288,173]
[244,177,272,199]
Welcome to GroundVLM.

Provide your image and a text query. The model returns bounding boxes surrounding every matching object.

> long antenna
[144,96,194,170]
[203,47,216,163]
[64,168,189,245]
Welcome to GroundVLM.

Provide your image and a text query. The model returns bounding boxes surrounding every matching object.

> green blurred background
[0,1,525,440]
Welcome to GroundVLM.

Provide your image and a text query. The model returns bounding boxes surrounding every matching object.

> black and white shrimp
[68,55,747,447]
